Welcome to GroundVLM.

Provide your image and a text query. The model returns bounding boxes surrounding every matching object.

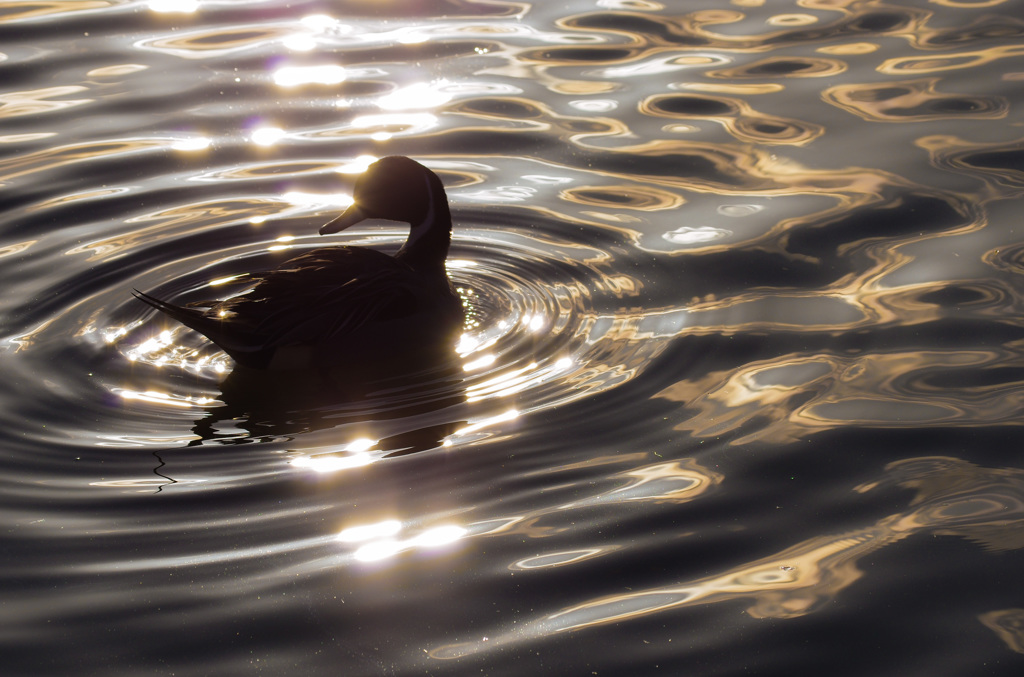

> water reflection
[190,358,466,446]
[641,92,824,145]
[708,56,846,79]
[824,77,1007,122]
[979,609,1024,655]
[5,0,1024,674]
[0,85,92,118]
[434,456,1024,657]
[273,64,347,87]
[346,522,468,563]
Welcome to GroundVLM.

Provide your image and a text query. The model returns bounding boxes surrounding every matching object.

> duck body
[134,156,464,371]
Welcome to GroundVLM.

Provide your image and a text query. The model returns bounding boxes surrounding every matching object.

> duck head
[319,156,450,236]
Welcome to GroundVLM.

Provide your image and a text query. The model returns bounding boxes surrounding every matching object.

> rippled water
[4,0,1024,674]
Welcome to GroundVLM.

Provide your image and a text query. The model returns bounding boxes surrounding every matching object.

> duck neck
[395,173,452,278]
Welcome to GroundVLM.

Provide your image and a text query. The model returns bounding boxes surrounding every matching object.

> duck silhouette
[134,156,464,371]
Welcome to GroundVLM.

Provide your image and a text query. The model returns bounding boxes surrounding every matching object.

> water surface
[3,0,1024,675]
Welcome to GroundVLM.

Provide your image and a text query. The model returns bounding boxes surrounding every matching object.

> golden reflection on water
[0,132,56,144]
[880,44,1024,75]
[65,198,283,262]
[824,77,1008,122]
[512,548,611,570]
[193,160,343,181]
[0,139,166,184]
[432,456,1024,657]
[707,56,846,79]
[682,82,784,95]
[0,86,92,119]
[560,184,684,211]
[979,609,1024,654]
[640,92,824,145]
[0,240,35,258]
[0,1,114,22]
[817,41,879,55]
[657,344,1024,444]
[465,456,721,544]
[564,458,723,507]
[138,25,298,59]
[917,134,1024,198]
[86,64,149,78]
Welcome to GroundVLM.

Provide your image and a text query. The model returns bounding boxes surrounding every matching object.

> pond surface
[3,0,1024,675]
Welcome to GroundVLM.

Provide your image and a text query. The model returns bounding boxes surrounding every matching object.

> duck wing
[248,268,419,347]
[135,247,424,368]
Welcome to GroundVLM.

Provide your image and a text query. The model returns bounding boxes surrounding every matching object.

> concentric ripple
[1,210,668,465]
[450,223,660,414]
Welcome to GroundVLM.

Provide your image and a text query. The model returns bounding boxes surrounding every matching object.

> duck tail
[132,289,212,332]
[132,289,266,365]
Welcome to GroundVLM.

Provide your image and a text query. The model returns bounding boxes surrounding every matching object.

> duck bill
[319,204,368,235]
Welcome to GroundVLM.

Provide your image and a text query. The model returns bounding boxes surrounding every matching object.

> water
[3,0,1024,674]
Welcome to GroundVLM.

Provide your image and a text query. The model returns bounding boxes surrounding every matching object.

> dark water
[3,0,1024,674]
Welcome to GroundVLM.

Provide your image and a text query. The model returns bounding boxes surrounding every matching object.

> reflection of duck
[134,156,464,370]
[189,358,467,449]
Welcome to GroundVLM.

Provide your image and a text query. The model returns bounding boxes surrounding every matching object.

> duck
[133,156,464,371]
